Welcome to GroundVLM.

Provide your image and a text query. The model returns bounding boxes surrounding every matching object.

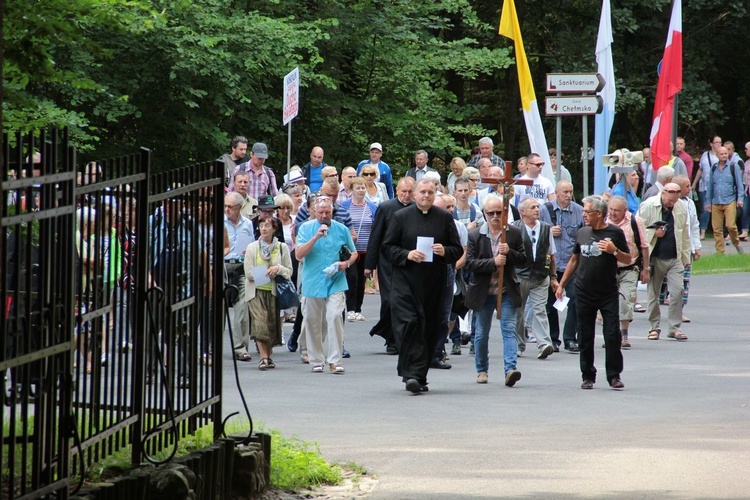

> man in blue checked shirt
[705,146,745,254]
[540,180,584,352]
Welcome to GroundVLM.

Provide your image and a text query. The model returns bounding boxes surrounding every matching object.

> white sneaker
[347,311,356,322]
[355,312,365,321]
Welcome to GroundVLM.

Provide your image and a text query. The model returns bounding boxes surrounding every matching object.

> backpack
[453,203,476,223]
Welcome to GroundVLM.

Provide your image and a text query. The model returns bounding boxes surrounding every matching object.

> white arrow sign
[545,95,603,116]
[546,73,605,93]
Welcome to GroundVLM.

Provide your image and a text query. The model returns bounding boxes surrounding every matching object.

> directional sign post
[545,73,606,190]
[283,67,300,175]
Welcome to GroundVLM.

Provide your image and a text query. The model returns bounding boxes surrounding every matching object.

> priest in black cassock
[364,177,415,354]
[382,179,463,393]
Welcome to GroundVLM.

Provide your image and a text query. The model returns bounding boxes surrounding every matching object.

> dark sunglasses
[485,210,503,216]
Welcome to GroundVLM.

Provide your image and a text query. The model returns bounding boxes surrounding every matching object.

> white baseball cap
[369,142,383,152]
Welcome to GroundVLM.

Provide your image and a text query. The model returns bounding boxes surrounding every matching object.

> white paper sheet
[416,236,434,262]
[553,296,570,312]
[251,265,270,286]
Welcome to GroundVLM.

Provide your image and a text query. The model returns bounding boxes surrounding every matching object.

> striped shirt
[347,202,374,253]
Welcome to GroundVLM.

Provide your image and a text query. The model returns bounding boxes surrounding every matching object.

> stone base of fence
[71,433,271,500]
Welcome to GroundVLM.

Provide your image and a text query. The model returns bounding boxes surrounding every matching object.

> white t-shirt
[514,175,554,205]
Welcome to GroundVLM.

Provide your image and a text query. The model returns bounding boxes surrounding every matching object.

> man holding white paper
[381,179,463,393]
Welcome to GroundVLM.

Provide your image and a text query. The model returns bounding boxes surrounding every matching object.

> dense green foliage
[4,0,750,175]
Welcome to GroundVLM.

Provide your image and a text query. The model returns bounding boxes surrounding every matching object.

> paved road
[222,272,750,499]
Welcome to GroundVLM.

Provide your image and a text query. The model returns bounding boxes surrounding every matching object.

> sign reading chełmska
[283,67,300,125]
[545,95,603,116]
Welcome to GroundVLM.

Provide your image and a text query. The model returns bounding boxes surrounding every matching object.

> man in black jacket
[513,197,558,359]
[364,177,415,353]
[464,194,527,386]
[382,179,463,393]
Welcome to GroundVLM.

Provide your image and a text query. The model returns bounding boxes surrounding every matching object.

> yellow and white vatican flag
[499,0,553,182]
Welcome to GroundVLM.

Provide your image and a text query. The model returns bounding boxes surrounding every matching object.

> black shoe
[405,379,422,393]
[609,377,625,390]
[460,332,472,345]
[420,384,429,392]
[565,342,580,353]
[386,344,399,355]
[342,348,351,358]
[430,359,452,369]
[552,344,560,353]
[581,379,594,390]
[287,335,298,352]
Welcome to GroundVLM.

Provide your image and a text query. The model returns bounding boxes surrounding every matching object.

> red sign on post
[283,67,300,125]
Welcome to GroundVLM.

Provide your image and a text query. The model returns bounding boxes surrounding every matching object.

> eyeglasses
[712,140,722,144]
[327,173,339,178]
[529,162,545,167]
[582,209,600,215]
[663,189,681,194]
[362,172,376,177]
[531,229,536,245]
[485,210,502,216]
[469,177,479,181]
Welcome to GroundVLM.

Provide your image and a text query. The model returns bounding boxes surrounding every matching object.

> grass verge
[60,418,352,494]
[691,253,750,275]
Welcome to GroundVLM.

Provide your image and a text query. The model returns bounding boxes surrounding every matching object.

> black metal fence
[1,130,225,499]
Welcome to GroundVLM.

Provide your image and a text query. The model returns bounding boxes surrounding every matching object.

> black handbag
[339,245,352,262]
[274,244,299,309]
[274,274,299,310]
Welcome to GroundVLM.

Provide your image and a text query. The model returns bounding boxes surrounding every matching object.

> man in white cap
[356,142,394,199]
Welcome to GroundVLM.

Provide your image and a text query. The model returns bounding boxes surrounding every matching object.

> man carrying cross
[464,192,527,386]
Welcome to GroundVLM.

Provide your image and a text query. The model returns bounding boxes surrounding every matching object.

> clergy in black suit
[464,194,527,386]
[381,179,463,393]
[364,178,415,353]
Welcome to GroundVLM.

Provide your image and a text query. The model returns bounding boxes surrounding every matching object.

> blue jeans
[743,194,750,232]
[474,294,518,375]
[698,190,710,230]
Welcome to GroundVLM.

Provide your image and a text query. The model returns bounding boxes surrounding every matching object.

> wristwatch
[613,248,619,257]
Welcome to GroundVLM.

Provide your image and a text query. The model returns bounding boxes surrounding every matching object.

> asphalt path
[222,271,750,499]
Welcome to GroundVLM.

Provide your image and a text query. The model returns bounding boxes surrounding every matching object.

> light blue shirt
[297,219,355,298]
[539,200,583,271]
[706,161,743,205]
[224,214,255,260]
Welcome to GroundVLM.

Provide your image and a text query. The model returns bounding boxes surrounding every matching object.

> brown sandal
[648,329,660,340]
[667,331,688,341]
[258,358,269,370]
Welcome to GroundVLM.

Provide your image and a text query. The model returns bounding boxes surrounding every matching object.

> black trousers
[575,292,623,383]
[368,261,395,345]
[547,270,578,347]
[345,252,367,313]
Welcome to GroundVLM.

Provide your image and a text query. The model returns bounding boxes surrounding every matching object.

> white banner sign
[283,67,300,125]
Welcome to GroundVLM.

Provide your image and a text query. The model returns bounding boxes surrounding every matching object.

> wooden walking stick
[482,161,533,319]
